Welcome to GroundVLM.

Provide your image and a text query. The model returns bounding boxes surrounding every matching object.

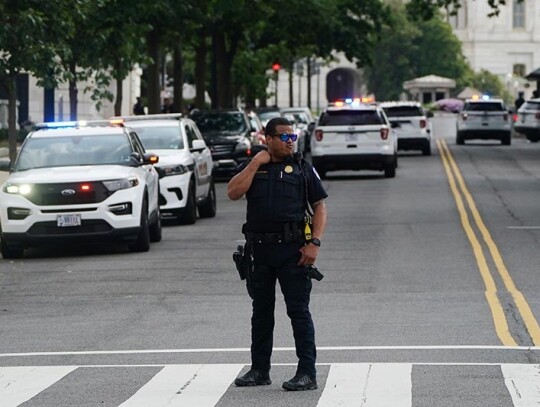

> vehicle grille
[24,182,110,206]
[210,144,235,154]
[27,220,112,235]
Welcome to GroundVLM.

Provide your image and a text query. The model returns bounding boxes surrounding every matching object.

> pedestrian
[515,92,525,111]
[133,97,145,115]
[161,98,174,113]
[227,117,328,391]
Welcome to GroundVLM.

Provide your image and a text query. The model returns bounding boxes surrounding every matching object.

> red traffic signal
[272,62,281,72]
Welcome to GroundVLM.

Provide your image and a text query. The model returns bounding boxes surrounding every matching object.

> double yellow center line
[437,139,540,346]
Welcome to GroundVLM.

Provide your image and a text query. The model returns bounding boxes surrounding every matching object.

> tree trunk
[214,31,238,108]
[172,40,183,114]
[289,59,294,107]
[6,74,17,162]
[307,56,312,109]
[194,37,207,110]
[146,29,161,114]
[114,60,123,116]
[210,30,218,109]
[69,62,78,121]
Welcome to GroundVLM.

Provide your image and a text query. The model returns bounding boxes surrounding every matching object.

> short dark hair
[265,117,292,137]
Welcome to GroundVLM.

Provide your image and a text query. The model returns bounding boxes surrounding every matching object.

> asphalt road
[1,114,540,406]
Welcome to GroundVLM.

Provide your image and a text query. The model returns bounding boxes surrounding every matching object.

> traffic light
[272,61,281,72]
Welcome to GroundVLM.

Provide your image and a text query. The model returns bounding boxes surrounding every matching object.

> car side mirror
[391,121,400,128]
[307,122,315,133]
[0,159,11,171]
[142,152,159,165]
[426,111,434,118]
[191,139,206,151]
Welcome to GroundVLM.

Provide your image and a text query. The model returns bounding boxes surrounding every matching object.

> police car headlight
[3,183,33,195]
[235,138,251,152]
[102,177,139,192]
[157,164,188,177]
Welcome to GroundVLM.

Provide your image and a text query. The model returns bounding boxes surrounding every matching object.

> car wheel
[198,180,217,218]
[129,198,150,252]
[501,133,511,146]
[1,237,24,259]
[384,161,396,178]
[179,180,197,225]
[149,206,162,243]
[456,132,465,145]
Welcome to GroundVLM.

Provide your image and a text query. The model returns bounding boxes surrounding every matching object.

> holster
[232,243,252,280]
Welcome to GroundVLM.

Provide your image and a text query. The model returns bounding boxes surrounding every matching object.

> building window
[513,0,525,29]
[513,64,526,77]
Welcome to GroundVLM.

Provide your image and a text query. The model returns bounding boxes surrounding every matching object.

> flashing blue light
[345,98,353,104]
[481,94,490,100]
[38,121,79,128]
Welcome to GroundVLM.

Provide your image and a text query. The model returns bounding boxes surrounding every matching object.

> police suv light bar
[110,113,183,122]
[34,120,125,130]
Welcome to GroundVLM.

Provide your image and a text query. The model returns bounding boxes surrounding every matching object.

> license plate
[482,122,489,126]
[345,133,358,142]
[57,214,81,227]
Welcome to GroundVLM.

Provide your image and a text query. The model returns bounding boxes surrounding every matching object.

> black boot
[282,373,318,391]
[234,369,272,386]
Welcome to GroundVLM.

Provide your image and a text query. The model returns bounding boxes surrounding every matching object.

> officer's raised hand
[227,150,271,200]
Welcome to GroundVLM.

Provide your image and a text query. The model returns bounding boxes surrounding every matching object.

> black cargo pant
[247,241,316,379]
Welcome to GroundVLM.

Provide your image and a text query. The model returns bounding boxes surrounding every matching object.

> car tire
[198,180,217,218]
[149,206,162,243]
[129,199,150,252]
[456,132,465,145]
[501,133,511,146]
[384,161,396,178]
[179,180,197,225]
[1,238,24,259]
[422,144,432,156]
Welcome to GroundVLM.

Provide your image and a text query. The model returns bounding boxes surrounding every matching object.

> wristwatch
[309,238,321,247]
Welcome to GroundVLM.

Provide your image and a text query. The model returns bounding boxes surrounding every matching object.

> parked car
[514,98,540,142]
[191,109,262,178]
[113,114,216,224]
[311,100,397,178]
[456,97,511,145]
[253,107,282,128]
[380,101,432,155]
[0,120,161,258]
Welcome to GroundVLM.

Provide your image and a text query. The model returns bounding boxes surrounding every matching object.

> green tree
[0,0,77,161]
[364,1,471,101]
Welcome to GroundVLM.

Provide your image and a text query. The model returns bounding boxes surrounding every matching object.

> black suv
[191,110,263,178]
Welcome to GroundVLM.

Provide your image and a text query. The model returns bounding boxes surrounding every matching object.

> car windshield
[522,101,540,111]
[192,112,247,134]
[256,111,281,126]
[15,134,132,171]
[131,126,184,150]
[383,106,423,117]
[319,110,384,126]
[464,102,505,112]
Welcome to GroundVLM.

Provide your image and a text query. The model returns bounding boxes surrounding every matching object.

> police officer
[227,117,328,391]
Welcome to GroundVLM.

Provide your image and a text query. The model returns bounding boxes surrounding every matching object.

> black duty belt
[245,230,304,245]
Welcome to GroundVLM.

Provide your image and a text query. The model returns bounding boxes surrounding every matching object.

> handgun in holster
[233,243,252,280]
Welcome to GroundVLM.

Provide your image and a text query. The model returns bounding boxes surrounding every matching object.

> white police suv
[456,97,511,145]
[380,101,432,155]
[0,121,161,258]
[115,114,215,224]
[310,99,397,178]
[514,98,540,142]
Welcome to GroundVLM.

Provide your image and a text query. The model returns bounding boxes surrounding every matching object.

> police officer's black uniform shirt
[238,155,327,233]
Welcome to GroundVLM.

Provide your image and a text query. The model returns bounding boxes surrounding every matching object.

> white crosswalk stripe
[1,363,540,406]
[118,364,244,407]
[0,366,77,407]
[317,363,412,407]
[502,364,540,407]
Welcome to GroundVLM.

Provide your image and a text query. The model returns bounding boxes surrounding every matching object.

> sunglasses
[274,133,298,142]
